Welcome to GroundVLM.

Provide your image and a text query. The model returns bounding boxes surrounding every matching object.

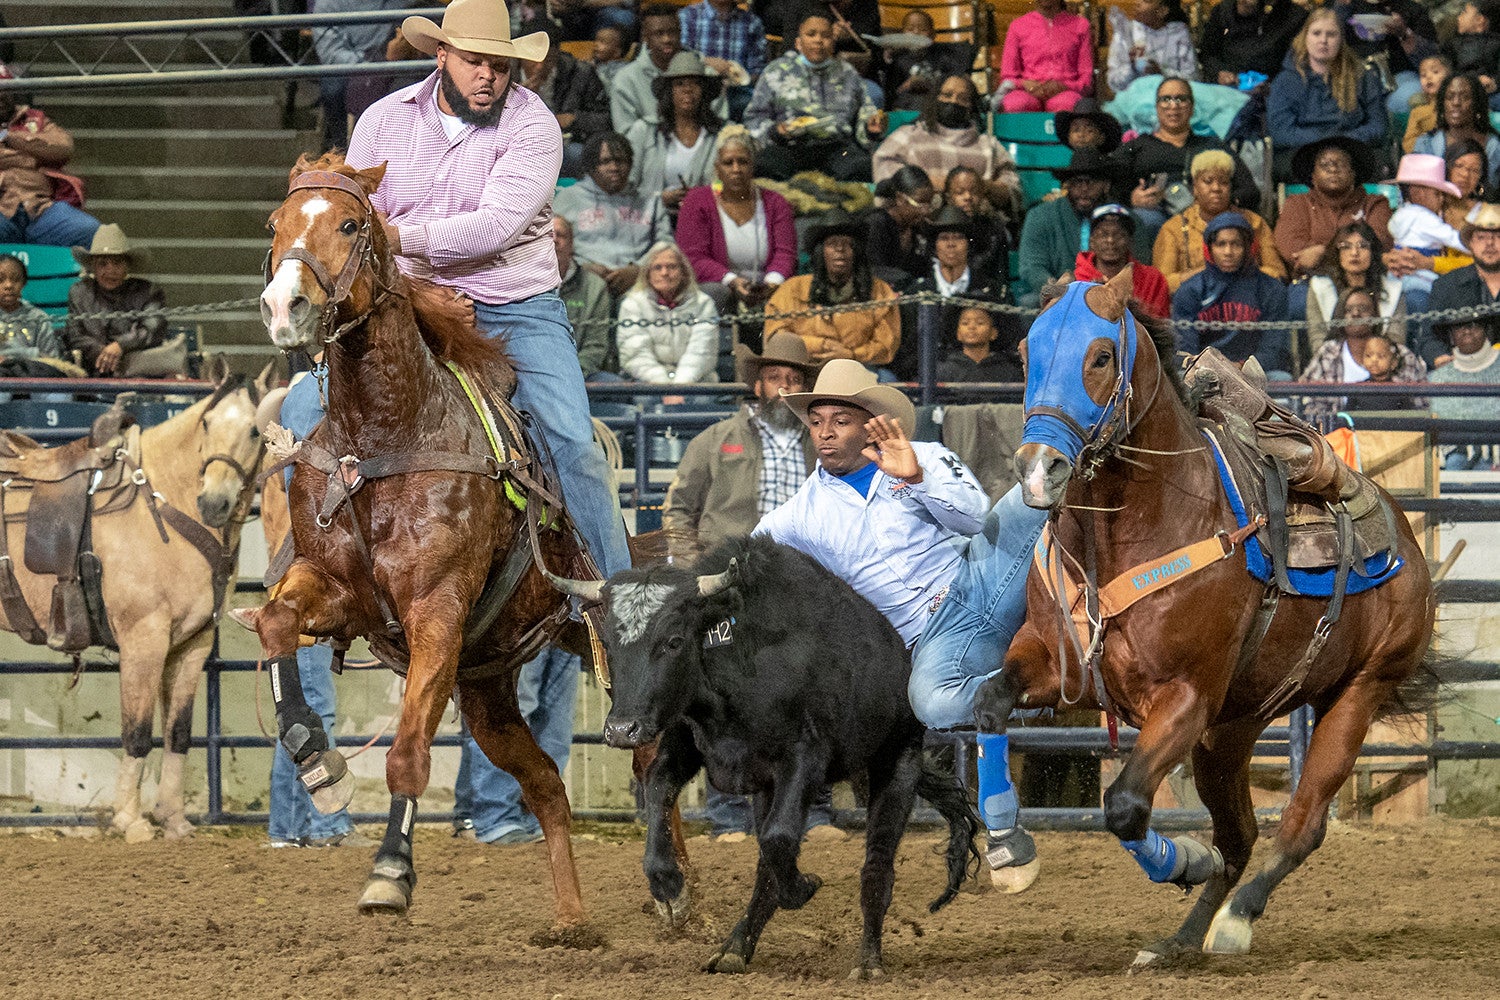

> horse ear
[289,153,317,185]
[1084,264,1132,322]
[204,354,230,388]
[354,162,387,196]
[252,357,281,404]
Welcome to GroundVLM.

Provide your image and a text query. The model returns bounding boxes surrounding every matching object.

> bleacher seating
[992,112,1057,144]
[0,244,82,321]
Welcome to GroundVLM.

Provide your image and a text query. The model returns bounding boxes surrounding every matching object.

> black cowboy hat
[1051,147,1124,183]
[650,51,724,102]
[804,206,864,254]
[924,204,976,238]
[1053,98,1123,154]
[1291,135,1379,187]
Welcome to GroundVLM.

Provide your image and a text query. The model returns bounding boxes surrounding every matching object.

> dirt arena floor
[1,819,1497,1000]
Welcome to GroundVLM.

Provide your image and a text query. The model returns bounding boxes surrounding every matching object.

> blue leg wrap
[1122,828,1181,883]
[977,732,1018,832]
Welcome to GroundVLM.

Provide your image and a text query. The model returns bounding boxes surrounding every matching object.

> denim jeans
[704,783,836,835]
[268,644,355,842]
[908,484,1050,731]
[453,645,580,841]
[475,292,632,577]
[0,203,101,249]
[278,291,631,577]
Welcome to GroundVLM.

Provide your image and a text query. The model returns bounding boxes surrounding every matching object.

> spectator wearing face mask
[872,75,1021,219]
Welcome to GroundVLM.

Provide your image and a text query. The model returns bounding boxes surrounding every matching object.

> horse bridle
[263,170,400,347]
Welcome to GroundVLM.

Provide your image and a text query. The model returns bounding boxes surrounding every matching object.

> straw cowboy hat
[782,358,917,432]
[402,0,549,63]
[1461,201,1500,246]
[71,223,147,269]
[735,330,820,384]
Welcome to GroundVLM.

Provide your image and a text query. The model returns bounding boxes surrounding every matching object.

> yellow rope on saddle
[442,360,530,515]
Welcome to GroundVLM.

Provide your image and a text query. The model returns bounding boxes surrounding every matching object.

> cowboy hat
[735,330,820,384]
[1461,200,1500,246]
[803,206,865,254]
[402,0,549,62]
[71,223,147,269]
[1384,153,1462,197]
[1050,147,1124,183]
[1291,135,1378,187]
[1053,98,1123,154]
[924,204,976,238]
[781,358,917,432]
[650,51,723,102]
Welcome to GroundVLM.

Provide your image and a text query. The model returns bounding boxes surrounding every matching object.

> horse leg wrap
[269,655,329,763]
[977,732,1018,833]
[361,795,418,914]
[1123,830,1222,886]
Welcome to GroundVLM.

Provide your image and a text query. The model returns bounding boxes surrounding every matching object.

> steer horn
[696,558,738,596]
[542,569,605,603]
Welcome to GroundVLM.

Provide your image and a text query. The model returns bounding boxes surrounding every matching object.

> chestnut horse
[235,153,610,943]
[0,359,268,840]
[977,270,1434,964]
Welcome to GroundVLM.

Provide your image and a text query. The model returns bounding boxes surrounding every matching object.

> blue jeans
[454,645,580,841]
[0,203,101,248]
[909,484,1050,731]
[705,783,837,835]
[279,291,631,577]
[475,292,632,577]
[268,644,355,841]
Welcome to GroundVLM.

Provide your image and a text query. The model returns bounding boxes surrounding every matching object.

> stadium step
[85,198,282,241]
[155,272,265,308]
[131,236,268,275]
[72,164,287,201]
[71,127,318,169]
[42,94,284,131]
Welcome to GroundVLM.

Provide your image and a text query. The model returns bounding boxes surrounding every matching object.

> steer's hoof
[847,963,887,981]
[359,876,411,916]
[704,949,747,974]
[654,887,691,929]
[1204,905,1253,955]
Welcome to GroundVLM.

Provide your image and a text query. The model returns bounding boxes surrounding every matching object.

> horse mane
[407,278,517,398]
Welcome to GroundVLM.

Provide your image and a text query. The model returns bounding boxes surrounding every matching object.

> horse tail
[916,742,982,913]
[1378,639,1454,724]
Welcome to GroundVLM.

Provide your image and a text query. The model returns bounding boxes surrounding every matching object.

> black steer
[551,535,980,978]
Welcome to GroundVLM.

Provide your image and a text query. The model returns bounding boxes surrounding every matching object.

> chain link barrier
[68,289,1500,337]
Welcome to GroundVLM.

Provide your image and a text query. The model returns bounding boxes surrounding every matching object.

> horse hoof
[110,810,139,835]
[1204,906,1253,955]
[309,769,355,815]
[989,857,1041,895]
[529,923,607,951]
[123,817,156,844]
[704,951,747,974]
[358,876,411,915]
[160,816,195,841]
[847,964,887,981]
[653,887,691,929]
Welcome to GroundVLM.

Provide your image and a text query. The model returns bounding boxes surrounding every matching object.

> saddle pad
[1205,429,1403,597]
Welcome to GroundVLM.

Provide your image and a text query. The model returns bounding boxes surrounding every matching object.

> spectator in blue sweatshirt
[1173,211,1292,377]
[1268,7,1389,182]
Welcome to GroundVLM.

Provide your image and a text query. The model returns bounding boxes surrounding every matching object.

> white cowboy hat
[781,358,916,431]
[402,0,549,62]
[71,223,147,268]
[1461,201,1500,247]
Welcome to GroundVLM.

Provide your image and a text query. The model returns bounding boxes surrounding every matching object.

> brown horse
[234,152,608,943]
[978,269,1435,964]
[0,359,268,840]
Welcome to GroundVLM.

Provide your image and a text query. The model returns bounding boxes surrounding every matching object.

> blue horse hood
[1023,280,1139,464]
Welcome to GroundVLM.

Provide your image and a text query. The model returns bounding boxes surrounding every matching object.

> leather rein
[263,170,403,348]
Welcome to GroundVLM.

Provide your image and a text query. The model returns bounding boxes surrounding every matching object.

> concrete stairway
[9,0,330,370]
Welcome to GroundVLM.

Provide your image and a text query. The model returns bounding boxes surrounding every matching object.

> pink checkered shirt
[345,72,563,305]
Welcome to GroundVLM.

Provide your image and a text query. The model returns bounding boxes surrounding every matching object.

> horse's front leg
[151,626,217,840]
[640,723,704,929]
[1104,681,1222,891]
[359,594,464,916]
[111,611,173,843]
[228,562,356,814]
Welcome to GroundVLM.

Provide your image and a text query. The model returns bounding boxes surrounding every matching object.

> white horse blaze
[260,197,331,345]
[1025,457,1048,502]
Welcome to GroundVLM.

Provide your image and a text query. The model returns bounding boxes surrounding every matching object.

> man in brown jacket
[663,331,838,840]
[0,69,101,248]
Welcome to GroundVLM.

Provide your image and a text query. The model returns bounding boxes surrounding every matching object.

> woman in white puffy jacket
[616,241,721,386]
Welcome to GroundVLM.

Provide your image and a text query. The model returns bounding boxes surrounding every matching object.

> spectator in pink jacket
[997,0,1095,113]
[675,128,797,322]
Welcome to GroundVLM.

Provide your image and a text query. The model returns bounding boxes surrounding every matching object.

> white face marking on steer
[609,582,676,645]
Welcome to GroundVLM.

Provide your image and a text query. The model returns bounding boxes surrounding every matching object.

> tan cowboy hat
[735,331,820,384]
[1461,201,1500,247]
[402,0,549,62]
[781,359,916,432]
[71,223,147,268]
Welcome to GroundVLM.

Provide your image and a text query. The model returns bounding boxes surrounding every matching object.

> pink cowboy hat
[1384,153,1462,198]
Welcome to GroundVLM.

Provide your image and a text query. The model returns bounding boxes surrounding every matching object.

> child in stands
[1387,153,1469,312]
[591,25,629,89]
[1404,53,1452,153]
[938,306,1022,382]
